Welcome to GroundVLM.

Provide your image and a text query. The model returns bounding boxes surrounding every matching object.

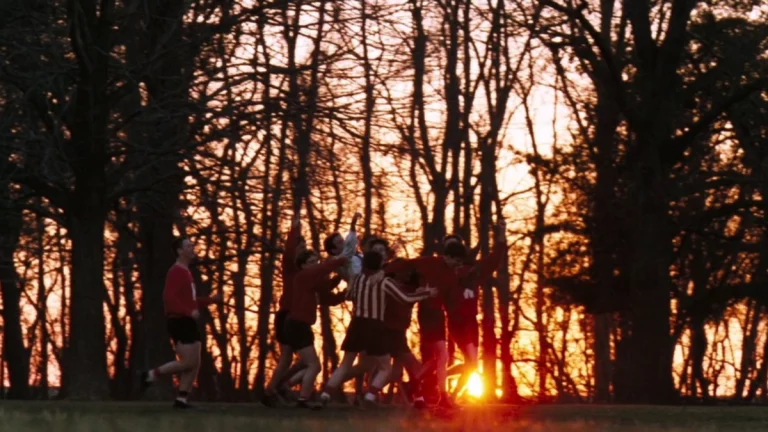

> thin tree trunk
[0,191,30,399]
[360,0,375,235]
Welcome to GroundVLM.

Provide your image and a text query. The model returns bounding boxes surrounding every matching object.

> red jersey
[163,264,214,317]
[384,255,458,312]
[317,275,345,306]
[383,279,418,330]
[279,223,301,311]
[448,245,504,319]
[288,257,347,325]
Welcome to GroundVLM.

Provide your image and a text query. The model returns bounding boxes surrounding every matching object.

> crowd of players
[139,210,506,410]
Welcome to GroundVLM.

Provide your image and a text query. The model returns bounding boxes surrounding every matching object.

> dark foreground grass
[2,402,768,431]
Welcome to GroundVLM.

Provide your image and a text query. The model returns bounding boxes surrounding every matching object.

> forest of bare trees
[0,0,765,404]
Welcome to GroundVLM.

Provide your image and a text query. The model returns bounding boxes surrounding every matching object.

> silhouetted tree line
[0,0,765,404]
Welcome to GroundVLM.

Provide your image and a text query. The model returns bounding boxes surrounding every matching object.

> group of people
[263,211,507,410]
[138,210,506,410]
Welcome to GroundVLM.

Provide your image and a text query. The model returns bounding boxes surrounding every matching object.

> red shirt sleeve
[470,244,505,286]
[384,256,434,274]
[196,297,215,307]
[282,223,300,280]
[305,257,348,286]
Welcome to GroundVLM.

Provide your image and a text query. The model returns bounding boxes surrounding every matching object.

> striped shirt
[347,271,430,321]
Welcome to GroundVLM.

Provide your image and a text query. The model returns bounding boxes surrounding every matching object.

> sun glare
[467,372,484,398]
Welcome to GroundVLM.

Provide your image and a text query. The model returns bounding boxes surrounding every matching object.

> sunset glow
[467,373,484,399]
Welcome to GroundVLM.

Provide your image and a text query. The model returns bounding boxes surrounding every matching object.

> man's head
[173,237,197,263]
[442,241,467,268]
[442,234,464,248]
[362,234,378,252]
[296,250,320,270]
[362,250,384,271]
[369,238,389,261]
[323,233,344,256]
[387,259,420,287]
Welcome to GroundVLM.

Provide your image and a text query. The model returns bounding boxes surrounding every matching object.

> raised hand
[210,292,224,303]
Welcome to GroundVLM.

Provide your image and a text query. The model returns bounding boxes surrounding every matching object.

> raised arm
[316,275,345,306]
[303,257,348,287]
[319,289,347,306]
[340,212,362,258]
[382,278,433,304]
[384,256,434,274]
[464,221,507,286]
[282,214,301,276]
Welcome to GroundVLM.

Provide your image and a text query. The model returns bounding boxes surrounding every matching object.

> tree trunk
[360,0,375,235]
[478,125,497,395]
[253,6,281,395]
[65,203,110,399]
[625,175,676,403]
[36,210,49,398]
[0,193,30,399]
[589,89,622,402]
[137,206,178,400]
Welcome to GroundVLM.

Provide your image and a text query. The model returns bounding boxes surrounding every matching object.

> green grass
[2,402,768,431]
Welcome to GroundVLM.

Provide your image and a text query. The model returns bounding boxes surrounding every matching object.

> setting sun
[467,372,484,398]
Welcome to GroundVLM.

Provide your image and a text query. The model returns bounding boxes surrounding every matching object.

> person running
[384,238,483,409]
[382,260,431,408]
[282,250,348,409]
[262,213,306,406]
[445,221,507,398]
[140,237,223,409]
[319,250,437,406]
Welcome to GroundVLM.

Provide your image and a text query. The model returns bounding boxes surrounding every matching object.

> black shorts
[342,317,390,356]
[417,305,446,343]
[385,327,410,357]
[275,309,290,345]
[167,317,201,345]
[281,318,314,351]
[448,315,479,348]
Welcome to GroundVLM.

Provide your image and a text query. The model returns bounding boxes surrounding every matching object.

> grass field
[2,402,768,431]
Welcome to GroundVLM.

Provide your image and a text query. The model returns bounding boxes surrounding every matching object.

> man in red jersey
[140,237,223,409]
[385,220,507,409]
[382,259,431,408]
[445,221,506,398]
[262,212,307,407]
[383,243,464,409]
[282,250,348,409]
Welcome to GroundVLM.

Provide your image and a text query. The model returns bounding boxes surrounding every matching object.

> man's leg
[173,342,202,407]
[434,340,449,394]
[142,340,199,394]
[262,343,294,406]
[287,368,307,386]
[280,362,308,384]
[295,346,322,406]
[267,344,294,392]
[388,358,404,385]
[452,343,478,397]
[353,353,370,401]
[320,351,358,404]
[362,355,393,404]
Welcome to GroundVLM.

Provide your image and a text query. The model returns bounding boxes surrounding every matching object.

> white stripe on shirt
[347,271,429,321]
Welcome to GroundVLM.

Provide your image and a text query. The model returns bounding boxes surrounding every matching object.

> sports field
[1,402,767,431]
